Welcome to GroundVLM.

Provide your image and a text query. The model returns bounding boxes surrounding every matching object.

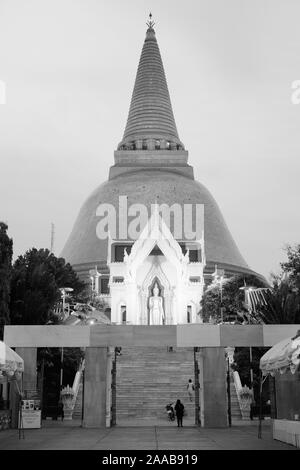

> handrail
[71,359,85,408]
[232,370,242,392]
[231,369,251,419]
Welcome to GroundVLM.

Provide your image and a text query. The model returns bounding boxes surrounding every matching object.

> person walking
[175,399,184,427]
[187,379,195,402]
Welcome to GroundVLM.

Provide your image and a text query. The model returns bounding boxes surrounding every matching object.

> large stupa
[61,18,261,324]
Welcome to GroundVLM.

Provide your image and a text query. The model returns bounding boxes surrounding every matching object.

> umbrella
[260,330,300,376]
[0,340,24,379]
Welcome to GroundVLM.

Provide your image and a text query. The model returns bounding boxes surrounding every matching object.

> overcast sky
[0,0,299,281]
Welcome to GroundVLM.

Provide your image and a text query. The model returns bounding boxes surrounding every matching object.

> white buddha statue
[149,282,165,325]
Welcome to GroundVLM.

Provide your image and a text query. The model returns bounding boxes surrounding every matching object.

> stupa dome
[61,169,258,280]
[61,19,262,283]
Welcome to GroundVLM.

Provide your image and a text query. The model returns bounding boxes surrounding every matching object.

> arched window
[121,305,126,324]
[100,277,109,294]
[187,305,192,324]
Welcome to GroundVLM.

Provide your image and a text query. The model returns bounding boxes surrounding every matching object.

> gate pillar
[202,347,227,427]
[83,347,108,428]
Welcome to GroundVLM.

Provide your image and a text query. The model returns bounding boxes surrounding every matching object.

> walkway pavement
[0,420,296,450]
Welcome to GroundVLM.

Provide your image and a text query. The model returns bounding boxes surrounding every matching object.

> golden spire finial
[146,12,155,28]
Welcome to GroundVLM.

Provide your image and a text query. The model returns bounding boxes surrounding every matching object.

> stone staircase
[116,347,196,425]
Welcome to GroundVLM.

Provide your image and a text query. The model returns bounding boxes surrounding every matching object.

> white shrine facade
[92,207,206,325]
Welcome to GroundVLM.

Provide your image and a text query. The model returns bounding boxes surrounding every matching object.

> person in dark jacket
[174,399,184,427]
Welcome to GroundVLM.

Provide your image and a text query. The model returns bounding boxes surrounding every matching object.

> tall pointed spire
[118,15,184,151]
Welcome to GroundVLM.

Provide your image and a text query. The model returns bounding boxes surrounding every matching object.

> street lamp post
[249,346,254,390]
[193,347,201,426]
[218,269,225,323]
[60,348,64,392]
[227,354,232,427]
[89,266,102,297]
[212,265,225,323]
[59,287,74,319]
[225,347,234,427]
[220,277,224,323]
[58,287,73,392]
[239,285,255,392]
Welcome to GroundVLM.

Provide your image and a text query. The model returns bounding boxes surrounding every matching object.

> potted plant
[60,385,75,420]
[238,386,253,419]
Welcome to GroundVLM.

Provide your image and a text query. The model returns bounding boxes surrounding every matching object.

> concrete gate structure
[4,324,300,429]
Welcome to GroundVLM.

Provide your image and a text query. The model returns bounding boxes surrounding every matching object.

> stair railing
[70,359,85,419]
[232,370,251,420]
[232,370,242,393]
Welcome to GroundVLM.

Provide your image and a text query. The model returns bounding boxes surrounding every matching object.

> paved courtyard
[0,420,296,450]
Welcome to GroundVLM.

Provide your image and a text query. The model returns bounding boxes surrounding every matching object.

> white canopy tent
[256,330,300,439]
[0,341,24,435]
[260,331,300,376]
[0,340,24,380]
[259,331,300,447]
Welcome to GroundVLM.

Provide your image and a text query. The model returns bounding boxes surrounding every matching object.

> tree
[246,244,300,324]
[281,244,300,291]
[10,248,85,325]
[0,223,13,338]
[254,277,300,324]
[201,273,267,323]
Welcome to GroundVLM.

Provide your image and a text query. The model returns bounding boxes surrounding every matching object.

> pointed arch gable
[127,209,183,275]
[142,259,172,292]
